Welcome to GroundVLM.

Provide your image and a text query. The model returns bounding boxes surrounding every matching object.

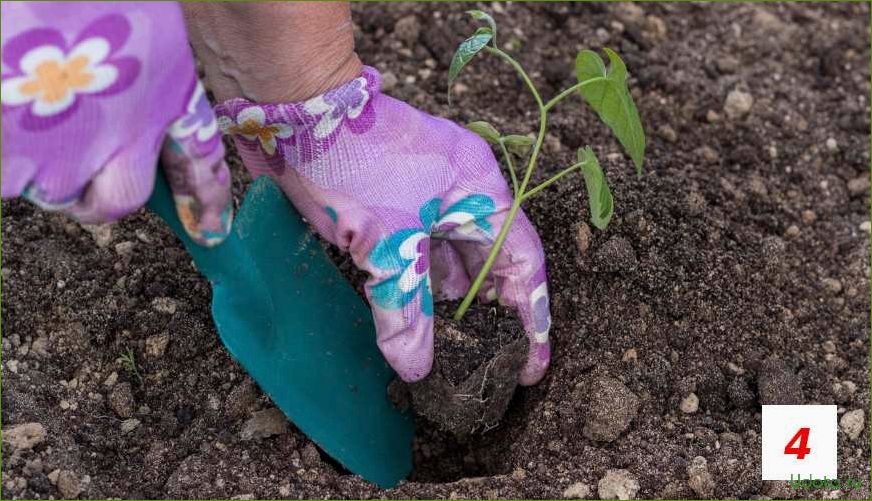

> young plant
[449,11,646,321]
[120,347,143,385]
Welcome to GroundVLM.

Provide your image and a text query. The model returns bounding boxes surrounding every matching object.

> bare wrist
[183,2,362,103]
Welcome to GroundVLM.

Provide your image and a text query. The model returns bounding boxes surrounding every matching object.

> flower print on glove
[1,2,232,246]
[216,66,551,385]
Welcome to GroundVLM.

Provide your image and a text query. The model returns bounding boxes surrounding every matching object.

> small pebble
[645,15,667,39]
[801,210,817,224]
[698,146,720,164]
[822,278,843,295]
[680,393,699,414]
[563,482,591,499]
[598,469,640,500]
[657,124,678,143]
[727,362,745,375]
[145,334,170,358]
[706,110,721,123]
[81,224,113,248]
[114,241,135,257]
[825,137,838,152]
[576,223,592,255]
[120,418,140,434]
[544,133,562,153]
[56,470,81,499]
[847,176,870,197]
[839,409,864,440]
[511,468,527,481]
[240,408,288,441]
[860,221,871,233]
[452,82,469,95]
[687,456,715,498]
[135,229,152,244]
[784,225,800,238]
[724,89,754,119]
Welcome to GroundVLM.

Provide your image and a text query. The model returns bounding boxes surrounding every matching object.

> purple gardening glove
[1,2,232,246]
[216,67,551,385]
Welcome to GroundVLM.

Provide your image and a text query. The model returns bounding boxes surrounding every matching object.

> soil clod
[394,303,526,435]
[109,382,135,419]
[757,357,803,405]
[582,376,639,442]
[593,236,638,273]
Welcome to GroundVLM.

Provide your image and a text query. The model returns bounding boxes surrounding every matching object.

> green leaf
[466,121,501,144]
[578,147,613,230]
[448,28,492,103]
[502,134,534,157]
[466,10,497,46]
[575,49,645,175]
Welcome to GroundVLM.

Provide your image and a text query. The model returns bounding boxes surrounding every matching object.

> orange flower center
[232,119,283,142]
[19,55,94,104]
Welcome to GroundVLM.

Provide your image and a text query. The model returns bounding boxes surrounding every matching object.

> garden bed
[2,2,869,499]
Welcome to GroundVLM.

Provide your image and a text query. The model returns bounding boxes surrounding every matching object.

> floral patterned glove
[1,2,232,246]
[216,67,551,385]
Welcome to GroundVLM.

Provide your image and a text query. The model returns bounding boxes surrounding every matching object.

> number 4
[784,427,811,459]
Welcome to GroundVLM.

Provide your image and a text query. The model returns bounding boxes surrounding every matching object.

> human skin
[181,1,363,103]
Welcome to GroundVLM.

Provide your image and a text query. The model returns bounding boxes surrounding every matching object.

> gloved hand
[216,67,551,385]
[1,2,232,246]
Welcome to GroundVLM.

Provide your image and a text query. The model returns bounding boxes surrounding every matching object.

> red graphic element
[784,427,811,459]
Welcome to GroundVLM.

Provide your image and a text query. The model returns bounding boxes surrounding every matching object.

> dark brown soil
[430,302,525,387]
[2,2,870,500]
[390,302,526,435]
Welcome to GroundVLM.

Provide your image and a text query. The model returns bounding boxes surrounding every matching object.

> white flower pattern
[303,77,369,140]
[1,37,118,117]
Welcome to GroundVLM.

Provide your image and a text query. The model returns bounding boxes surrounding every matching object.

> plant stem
[543,77,608,112]
[521,161,586,201]
[454,47,548,321]
[498,139,519,196]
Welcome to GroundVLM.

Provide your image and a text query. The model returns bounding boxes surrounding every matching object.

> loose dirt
[2,2,869,499]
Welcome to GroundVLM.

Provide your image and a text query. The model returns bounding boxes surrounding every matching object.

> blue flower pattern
[369,194,495,315]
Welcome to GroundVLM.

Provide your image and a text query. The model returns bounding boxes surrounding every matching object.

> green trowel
[146,170,414,488]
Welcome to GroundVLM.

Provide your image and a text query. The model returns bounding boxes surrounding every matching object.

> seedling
[449,11,646,320]
[120,347,143,384]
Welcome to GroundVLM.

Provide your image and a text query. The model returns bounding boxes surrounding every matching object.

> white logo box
[761,405,837,481]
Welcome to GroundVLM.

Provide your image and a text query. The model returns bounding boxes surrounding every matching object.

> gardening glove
[1,2,232,246]
[215,66,552,385]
